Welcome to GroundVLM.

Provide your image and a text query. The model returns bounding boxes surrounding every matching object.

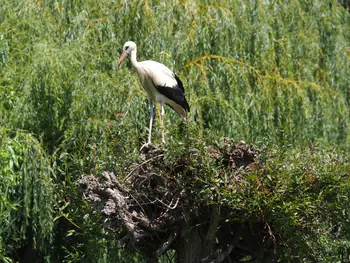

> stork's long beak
[117,51,127,68]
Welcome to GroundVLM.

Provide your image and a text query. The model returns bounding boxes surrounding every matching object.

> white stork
[117,41,189,147]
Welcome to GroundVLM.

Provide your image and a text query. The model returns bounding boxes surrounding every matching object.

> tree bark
[175,206,220,263]
[175,225,213,263]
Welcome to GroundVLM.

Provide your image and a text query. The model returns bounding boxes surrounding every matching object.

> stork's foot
[140,142,152,151]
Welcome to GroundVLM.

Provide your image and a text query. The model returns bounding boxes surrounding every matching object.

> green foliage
[1,0,349,149]
[221,146,350,261]
[166,137,350,261]
[0,128,54,261]
[0,0,349,262]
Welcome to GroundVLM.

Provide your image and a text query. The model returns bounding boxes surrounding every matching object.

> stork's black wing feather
[153,81,190,112]
[174,74,185,93]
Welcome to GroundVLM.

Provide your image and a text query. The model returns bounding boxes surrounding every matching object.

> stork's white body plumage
[135,60,184,114]
[117,41,189,147]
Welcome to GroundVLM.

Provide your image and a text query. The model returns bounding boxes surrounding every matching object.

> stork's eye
[125,46,129,50]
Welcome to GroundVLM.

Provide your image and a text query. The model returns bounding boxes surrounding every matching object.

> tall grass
[0,0,349,261]
[1,0,348,149]
[0,128,54,262]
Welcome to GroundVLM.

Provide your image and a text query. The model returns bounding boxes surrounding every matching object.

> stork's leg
[161,103,165,144]
[141,101,154,150]
[147,102,155,144]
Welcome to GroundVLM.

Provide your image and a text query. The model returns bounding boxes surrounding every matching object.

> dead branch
[155,232,177,257]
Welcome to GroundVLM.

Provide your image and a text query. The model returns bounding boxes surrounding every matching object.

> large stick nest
[78,139,261,259]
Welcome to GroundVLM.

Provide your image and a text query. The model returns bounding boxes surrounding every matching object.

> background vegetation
[0,0,349,262]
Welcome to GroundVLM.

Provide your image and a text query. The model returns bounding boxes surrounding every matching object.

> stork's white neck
[130,49,138,68]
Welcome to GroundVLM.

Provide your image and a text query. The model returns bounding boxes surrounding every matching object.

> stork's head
[117,41,137,68]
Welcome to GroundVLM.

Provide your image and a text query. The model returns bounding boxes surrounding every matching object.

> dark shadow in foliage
[337,0,350,9]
